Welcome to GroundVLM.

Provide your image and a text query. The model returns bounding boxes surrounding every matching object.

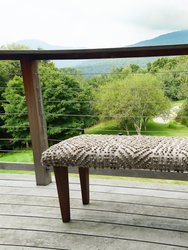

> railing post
[20,58,51,185]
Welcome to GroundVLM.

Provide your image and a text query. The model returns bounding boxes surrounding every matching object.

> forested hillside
[76,29,188,75]
[134,30,188,46]
[14,29,188,75]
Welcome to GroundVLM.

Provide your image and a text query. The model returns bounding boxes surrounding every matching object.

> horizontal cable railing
[0,45,188,181]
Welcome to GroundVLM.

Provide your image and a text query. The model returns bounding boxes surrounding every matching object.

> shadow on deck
[0,173,188,250]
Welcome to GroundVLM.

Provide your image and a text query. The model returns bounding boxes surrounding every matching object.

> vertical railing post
[20,58,51,185]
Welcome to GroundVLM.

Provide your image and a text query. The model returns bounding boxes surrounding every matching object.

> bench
[41,134,188,222]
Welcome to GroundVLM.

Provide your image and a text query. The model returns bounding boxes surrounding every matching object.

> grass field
[0,150,33,163]
[85,119,188,137]
[171,99,185,107]
[86,100,187,136]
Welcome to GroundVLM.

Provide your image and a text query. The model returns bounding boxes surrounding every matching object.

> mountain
[133,29,188,46]
[76,57,151,76]
[17,39,70,50]
[17,30,188,75]
[18,30,188,50]
[17,39,85,68]
[77,30,188,76]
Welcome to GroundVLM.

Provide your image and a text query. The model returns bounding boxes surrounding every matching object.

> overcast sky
[1,0,188,48]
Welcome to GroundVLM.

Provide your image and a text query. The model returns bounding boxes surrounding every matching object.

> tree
[147,57,177,73]
[2,76,29,147]
[95,74,170,134]
[174,56,188,100]
[0,59,23,149]
[0,43,31,148]
[176,99,188,127]
[147,56,188,100]
[2,62,95,146]
[0,43,30,50]
[41,63,94,139]
[88,64,144,92]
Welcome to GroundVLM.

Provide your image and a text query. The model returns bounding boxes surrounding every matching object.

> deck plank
[1,195,188,219]
[1,186,188,206]
[0,173,188,249]
[0,215,188,247]
[1,188,188,210]
[2,228,187,250]
[0,246,59,250]
[0,181,188,200]
[1,179,188,194]
[1,173,188,192]
[0,205,188,232]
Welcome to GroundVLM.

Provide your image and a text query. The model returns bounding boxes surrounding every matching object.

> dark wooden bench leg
[53,166,70,222]
[79,167,89,205]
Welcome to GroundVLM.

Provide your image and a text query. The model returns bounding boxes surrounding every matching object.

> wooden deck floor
[0,173,188,250]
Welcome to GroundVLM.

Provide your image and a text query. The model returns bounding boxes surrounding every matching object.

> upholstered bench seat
[41,135,188,222]
[42,134,188,172]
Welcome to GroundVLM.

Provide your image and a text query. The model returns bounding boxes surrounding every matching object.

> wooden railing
[1,44,188,185]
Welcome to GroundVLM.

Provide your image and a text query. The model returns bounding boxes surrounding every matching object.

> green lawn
[143,120,188,137]
[0,150,33,163]
[85,100,187,136]
[85,119,188,137]
[171,99,185,107]
[85,120,120,135]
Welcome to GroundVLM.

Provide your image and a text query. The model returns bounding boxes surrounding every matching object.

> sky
[1,0,188,48]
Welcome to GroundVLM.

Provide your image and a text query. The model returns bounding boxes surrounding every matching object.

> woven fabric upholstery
[41,135,188,172]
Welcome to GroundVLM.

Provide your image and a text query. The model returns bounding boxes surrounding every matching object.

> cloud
[0,0,188,47]
[119,0,188,31]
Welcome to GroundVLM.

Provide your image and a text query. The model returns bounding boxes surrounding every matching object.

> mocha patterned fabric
[41,135,188,172]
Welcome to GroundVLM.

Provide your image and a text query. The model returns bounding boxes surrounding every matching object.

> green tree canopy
[2,62,95,147]
[2,76,29,147]
[0,56,24,148]
[95,74,170,134]
[147,56,188,100]
[0,43,30,50]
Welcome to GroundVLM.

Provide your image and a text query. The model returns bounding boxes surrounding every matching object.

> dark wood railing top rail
[0,44,188,60]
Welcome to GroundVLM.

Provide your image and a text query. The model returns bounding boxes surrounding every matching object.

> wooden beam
[20,59,51,185]
[0,44,188,60]
[0,162,187,181]
[0,162,34,171]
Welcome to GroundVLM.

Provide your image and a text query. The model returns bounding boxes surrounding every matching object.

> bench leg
[54,166,70,222]
[79,167,90,205]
